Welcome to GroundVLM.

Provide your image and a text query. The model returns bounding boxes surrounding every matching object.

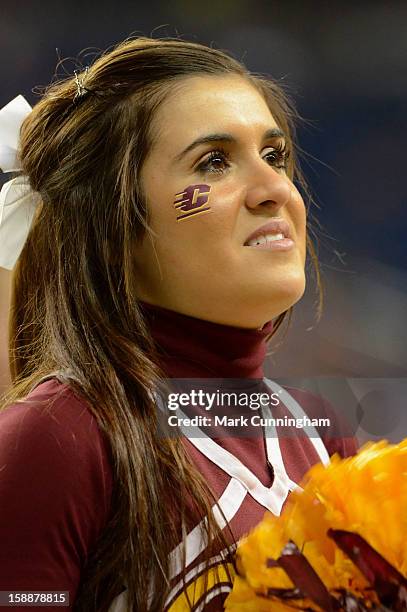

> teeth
[265,233,284,242]
[247,233,284,246]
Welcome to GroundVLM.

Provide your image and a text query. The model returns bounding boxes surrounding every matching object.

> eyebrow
[173,128,286,163]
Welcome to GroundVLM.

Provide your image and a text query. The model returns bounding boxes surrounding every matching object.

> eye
[263,143,291,171]
[196,148,230,175]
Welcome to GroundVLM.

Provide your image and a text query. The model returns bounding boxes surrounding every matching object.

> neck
[139,301,273,379]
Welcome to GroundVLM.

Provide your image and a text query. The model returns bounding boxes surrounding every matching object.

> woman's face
[134,75,307,329]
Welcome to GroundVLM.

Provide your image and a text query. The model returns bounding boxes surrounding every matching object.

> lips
[243,218,291,246]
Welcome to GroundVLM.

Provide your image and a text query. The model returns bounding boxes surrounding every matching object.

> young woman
[0,37,357,611]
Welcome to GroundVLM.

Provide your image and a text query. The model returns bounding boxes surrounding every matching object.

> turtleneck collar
[139,301,273,379]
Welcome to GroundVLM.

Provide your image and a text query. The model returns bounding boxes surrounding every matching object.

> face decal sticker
[173,184,212,221]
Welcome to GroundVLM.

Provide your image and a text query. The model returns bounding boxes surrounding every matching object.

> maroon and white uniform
[0,302,357,610]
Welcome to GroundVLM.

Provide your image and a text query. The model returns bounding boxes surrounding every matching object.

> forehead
[151,75,281,148]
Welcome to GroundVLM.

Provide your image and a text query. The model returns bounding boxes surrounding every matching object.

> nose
[244,163,292,213]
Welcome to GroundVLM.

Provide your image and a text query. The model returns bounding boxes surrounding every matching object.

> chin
[247,273,306,327]
[281,273,306,307]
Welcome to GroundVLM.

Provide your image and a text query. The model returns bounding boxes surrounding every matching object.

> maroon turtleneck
[136,303,358,611]
[0,302,358,611]
[139,300,273,379]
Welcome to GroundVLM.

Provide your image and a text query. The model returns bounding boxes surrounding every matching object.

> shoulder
[282,384,359,459]
[0,377,113,593]
[1,377,112,485]
[0,377,113,513]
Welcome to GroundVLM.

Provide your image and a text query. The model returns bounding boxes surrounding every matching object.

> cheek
[148,182,218,229]
[158,182,233,245]
[284,183,307,262]
[290,185,307,230]
[173,183,212,221]
[140,184,214,265]
[142,178,238,274]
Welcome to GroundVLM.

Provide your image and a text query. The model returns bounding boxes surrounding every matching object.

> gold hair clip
[73,67,92,103]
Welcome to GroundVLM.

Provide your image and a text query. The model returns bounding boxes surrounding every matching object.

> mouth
[243,218,294,250]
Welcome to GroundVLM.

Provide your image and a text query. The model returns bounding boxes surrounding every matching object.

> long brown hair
[1,36,323,610]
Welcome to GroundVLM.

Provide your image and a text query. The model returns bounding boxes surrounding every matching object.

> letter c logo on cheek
[173,184,212,221]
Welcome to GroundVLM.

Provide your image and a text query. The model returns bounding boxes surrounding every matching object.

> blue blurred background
[1,0,406,394]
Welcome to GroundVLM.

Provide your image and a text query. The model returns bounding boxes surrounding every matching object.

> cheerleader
[0,37,357,611]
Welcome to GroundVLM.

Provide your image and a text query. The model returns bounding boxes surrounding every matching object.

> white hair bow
[0,95,41,270]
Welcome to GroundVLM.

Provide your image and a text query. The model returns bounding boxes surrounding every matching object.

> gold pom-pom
[225,439,407,611]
